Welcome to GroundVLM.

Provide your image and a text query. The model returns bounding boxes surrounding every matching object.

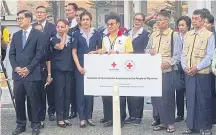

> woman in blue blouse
[50,19,74,128]
[72,12,102,128]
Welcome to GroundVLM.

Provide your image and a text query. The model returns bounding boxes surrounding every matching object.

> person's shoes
[12,127,26,135]
[100,118,108,123]
[69,112,78,119]
[57,121,66,128]
[175,116,184,122]
[182,129,196,134]
[80,120,86,128]
[200,130,212,135]
[87,119,96,126]
[103,120,113,127]
[32,129,40,135]
[133,118,141,126]
[124,117,136,124]
[151,119,160,126]
[49,114,55,121]
[64,120,72,126]
[40,121,45,129]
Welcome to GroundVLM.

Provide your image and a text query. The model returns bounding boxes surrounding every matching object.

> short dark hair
[202,8,211,15]
[56,19,69,26]
[80,11,92,21]
[36,5,46,11]
[205,14,214,24]
[158,9,171,20]
[193,9,206,19]
[177,16,191,30]
[68,3,78,11]
[134,13,145,21]
[17,10,33,22]
[105,12,121,23]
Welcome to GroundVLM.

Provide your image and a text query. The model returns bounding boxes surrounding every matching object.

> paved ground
[1,89,216,135]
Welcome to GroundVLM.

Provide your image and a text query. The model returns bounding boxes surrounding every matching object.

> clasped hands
[15,67,30,78]
[185,66,198,76]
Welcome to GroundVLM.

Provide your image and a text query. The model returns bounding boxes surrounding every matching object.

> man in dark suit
[9,10,45,135]
[27,6,57,124]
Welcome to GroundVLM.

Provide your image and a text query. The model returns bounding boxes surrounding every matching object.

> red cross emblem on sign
[125,60,135,71]
[127,62,133,69]
[111,62,117,68]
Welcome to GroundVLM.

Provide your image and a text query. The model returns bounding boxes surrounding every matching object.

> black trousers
[70,74,77,114]
[175,88,185,117]
[211,73,216,123]
[102,96,126,122]
[53,70,72,121]
[27,70,55,121]
[126,97,144,118]
[14,80,41,129]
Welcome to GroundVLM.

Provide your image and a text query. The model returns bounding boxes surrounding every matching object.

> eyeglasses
[133,18,143,23]
[16,17,25,21]
[106,23,117,27]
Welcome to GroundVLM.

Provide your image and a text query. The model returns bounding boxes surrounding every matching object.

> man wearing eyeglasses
[27,6,57,126]
[145,10,181,133]
[10,10,45,135]
[98,12,134,128]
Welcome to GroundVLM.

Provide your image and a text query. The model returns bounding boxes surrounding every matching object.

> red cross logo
[111,62,117,68]
[127,62,133,69]
[125,60,135,71]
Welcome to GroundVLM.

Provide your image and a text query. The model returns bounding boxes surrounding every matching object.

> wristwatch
[116,51,119,54]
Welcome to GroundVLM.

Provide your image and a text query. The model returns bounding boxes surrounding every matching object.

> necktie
[22,31,27,48]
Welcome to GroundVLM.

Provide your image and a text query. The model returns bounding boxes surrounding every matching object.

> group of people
[2,2,216,135]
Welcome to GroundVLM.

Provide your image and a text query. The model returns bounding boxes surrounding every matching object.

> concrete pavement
[1,90,216,135]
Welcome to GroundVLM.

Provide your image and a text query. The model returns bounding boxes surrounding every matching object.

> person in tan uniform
[146,10,182,133]
[181,9,215,135]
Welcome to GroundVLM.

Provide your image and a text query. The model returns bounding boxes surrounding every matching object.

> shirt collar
[68,18,78,28]
[156,27,172,37]
[103,28,108,35]
[129,27,144,40]
[40,20,46,29]
[80,27,95,34]
[23,25,32,33]
[190,27,206,35]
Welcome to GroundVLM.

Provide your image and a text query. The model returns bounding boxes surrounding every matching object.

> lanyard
[108,36,118,51]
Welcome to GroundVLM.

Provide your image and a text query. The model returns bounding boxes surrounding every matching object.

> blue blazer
[9,28,45,81]
[126,28,149,53]
[50,34,75,72]
[72,28,102,67]
[32,21,57,68]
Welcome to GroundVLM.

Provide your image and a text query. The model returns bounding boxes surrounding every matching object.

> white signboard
[84,54,162,97]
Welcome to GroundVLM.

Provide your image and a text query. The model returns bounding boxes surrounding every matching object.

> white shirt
[40,20,46,29]
[68,18,77,28]
[129,27,144,41]
[23,26,32,40]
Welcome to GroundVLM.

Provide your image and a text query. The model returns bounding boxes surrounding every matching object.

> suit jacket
[9,28,45,81]
[32,21,57,68]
